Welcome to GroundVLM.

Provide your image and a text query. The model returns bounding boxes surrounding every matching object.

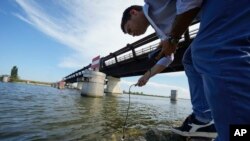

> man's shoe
[171,114,217,138]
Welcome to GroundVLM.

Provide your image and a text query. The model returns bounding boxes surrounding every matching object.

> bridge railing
[63,64,91,83]
[117,52,133,62]
[105,43,159,66]
[101,32,158,68]
[135,43,158,56]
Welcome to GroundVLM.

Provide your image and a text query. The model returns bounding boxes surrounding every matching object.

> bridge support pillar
[81,70,106,97]
[170,90,178,101]
[77,82,83,90]
[105,76,122,95]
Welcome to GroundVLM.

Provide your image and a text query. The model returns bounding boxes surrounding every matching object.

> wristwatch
[168,36,180,45]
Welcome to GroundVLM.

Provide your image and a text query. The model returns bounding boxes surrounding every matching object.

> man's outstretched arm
[136,64,166,86]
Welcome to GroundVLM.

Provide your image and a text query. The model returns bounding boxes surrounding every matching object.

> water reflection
[170,100,177,105]
[0,82,192,140]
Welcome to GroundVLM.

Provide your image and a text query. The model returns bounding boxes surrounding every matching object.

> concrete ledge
[144,129,184,141]
[144,129,214,141]
[108,129,214,141]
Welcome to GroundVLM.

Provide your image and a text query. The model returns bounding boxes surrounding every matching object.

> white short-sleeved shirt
[143,0,202,66]
[156,54,174,67]
[143,0,202,41]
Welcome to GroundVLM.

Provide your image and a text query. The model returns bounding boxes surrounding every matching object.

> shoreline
[122,92,190,100]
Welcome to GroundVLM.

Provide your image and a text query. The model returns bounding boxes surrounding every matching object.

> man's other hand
[137,74,150,87]
[155,40,177,60]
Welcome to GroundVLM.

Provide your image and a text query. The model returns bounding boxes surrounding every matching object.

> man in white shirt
[120,1,217,138]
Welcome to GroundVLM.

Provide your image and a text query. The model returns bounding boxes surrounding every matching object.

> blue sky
[0,0,190,98]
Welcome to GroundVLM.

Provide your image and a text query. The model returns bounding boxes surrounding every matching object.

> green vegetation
[123,90,144,95]
[10,66,19,82]
[17,79,52,86]
[1,65,51,86]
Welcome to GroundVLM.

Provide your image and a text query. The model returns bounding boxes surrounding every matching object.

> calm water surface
[0,82,192,141]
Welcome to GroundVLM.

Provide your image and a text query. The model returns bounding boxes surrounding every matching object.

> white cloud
[12,13,35,25]
[121,79,136,86]
[14,0,148,69]
[160,71,186,77]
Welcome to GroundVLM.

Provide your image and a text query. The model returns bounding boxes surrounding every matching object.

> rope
[121,83,136,140]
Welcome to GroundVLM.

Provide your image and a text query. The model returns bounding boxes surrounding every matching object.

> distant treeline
[122,90,169,98]
[123,90,144,95]
[17,79,52,86]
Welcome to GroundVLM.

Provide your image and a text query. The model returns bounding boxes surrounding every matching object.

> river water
[0,82,192,141]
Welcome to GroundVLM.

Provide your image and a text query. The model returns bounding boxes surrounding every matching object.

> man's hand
[157,41,163,49]
[137,74,150,87]
[155,40,177,60]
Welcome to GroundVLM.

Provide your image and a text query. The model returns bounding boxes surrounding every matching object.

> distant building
[1,75,10,82]
[58,81,65,89]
